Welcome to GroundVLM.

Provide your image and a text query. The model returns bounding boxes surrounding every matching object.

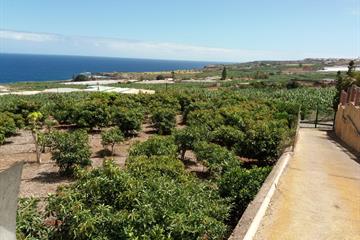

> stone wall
[335,85,360,153]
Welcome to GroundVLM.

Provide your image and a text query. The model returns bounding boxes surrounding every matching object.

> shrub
[71,100,112,130]
[127,155,187,181]
[194,141,240,178]
[129,135,177,158]
[0,133,5,145]
[47,160,230,240]
[218,166,271,226]
[101,127,124,155]
[211,125,245,149]
[16,198,50,240]
[51,130,91,176]
[156,74,165,80]
[0,112,17,138]
[187,109,224,130]
[234,121,287,162]
[112,107,144,136]
[12,99,42,120]
[37,131,57,153]
[73,74,89,82]
[151,108,176,135]
[286,80,301,89]
[174,126,210,160]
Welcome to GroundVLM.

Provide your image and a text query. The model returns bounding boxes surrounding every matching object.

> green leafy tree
[333,61,360,110]
[46,160,229,239]
[211,125,245,149]
[16,198,51,240]
[174,126,209,160]
[221,66,227,80]
[218,166,271,226]
[37,131,57,153]
[27,112,43,164]
[51,130,91,176]
[129,135,177,159]
[73,74,89,82]
[112,107,144,136]
[347,60,355,76]
[151,108,176,135]
[0,112,17,144]
[127,155,187,180]
[234,120,287,163]
[44,117,58,133]
[71,100,112,130]
[156,74,165,80]
[187,109,224,131]
[194,141,240,178]
[101,127,124,155]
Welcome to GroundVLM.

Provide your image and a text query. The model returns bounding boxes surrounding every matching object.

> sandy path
[254,128,360,240]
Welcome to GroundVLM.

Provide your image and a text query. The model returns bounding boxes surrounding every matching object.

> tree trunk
[33,131,41,164]
[181,150,186,161]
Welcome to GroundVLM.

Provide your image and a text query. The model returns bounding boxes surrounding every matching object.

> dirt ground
[0,122,155,198]
[0,115,204,198]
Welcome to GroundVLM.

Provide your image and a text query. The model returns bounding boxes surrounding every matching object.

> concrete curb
[228,119,300,240]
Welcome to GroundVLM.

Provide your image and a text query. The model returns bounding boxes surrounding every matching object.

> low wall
[228,114,301,240]
[335,103,360,153]
[0,162,23,240]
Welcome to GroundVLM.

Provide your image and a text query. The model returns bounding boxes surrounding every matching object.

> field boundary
[228,118,300,240]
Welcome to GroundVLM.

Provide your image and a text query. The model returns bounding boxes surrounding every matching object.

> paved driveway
[254,128,360,240]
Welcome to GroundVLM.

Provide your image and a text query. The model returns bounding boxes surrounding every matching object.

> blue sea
[0,53,217,83]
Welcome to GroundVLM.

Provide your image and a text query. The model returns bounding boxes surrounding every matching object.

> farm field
[2,0,359,238]
[0,83,337,239]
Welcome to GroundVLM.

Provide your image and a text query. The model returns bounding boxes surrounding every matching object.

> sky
[0,0,359,62]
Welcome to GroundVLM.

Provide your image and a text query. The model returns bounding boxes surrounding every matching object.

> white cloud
[0,30,60,42]
[0,29,340,61]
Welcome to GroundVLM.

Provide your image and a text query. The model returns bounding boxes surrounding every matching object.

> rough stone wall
[335,103,360,153]
[0,162,23,240]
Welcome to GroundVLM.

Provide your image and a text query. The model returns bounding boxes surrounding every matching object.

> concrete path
[254,128,360,240]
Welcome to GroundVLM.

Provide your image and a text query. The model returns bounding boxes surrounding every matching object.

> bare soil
[0,122,155,198]
[0,117,207,198]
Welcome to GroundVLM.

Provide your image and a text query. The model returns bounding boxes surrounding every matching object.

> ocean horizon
[0,53,220,83]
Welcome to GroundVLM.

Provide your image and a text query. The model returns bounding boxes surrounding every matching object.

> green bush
[0,133,5,145]
[73,74,89,82]
[211,125,245,149]
[71,100,112,129]
[218,166,271,226]
[129,135,177,158]
[234,120,287,162]
[174,126,210,160]
[51,130,91,176]
[16,198,50,240]
[156,74,165,80]
[127,155,188,181]
[37,131,57,153]
[112,107,144,136]
[194,141,240,178]
[101,127,124,155]
[187,109,224,130]
[0,112,17,137]
[151,108,176,135]
[47,160,230,240]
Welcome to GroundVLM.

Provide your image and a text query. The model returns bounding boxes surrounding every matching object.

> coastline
[0,53,216,83]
